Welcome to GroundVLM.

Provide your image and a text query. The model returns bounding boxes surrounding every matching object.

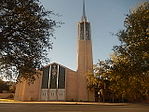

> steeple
[78,0,91,40]
[82,0,87,21]
[77,0,94,101]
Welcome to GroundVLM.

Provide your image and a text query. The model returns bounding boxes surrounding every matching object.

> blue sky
[40,0,147,70]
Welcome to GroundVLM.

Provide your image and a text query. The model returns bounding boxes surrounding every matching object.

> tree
[0,79,9,93]
[111,2,149,102]
[0,0,60,81]
[87,2,149,102]
[0,79,16,93]
[87,60,112,102]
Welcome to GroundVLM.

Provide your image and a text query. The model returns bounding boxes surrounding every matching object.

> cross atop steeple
[82,0,87,22]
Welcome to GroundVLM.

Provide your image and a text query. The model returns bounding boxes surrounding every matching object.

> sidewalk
[0,99,129,105]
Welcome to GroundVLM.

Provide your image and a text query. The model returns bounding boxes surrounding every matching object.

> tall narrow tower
[77,0,94,101]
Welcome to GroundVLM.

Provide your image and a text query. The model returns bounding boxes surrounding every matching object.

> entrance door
[57,89,65,101]
[49,89,56,100]
[41,89,48,101]
[48,89,65,101]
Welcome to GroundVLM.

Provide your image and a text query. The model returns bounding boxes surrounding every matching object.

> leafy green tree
[114,2,149,74]
[87,2,149,102]
[0,0,60,81]
[87,60,112,102]
[111,2,149,102]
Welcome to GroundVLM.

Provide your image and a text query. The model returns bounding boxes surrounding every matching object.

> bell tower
[77,0,94,101]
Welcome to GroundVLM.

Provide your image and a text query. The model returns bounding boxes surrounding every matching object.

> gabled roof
[43,62,76,72]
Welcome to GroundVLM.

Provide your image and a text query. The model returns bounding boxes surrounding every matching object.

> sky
[39,0,148,70]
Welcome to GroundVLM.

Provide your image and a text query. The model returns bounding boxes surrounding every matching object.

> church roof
[43,62,76,72]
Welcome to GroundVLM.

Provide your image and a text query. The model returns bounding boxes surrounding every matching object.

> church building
[14,0,95,102]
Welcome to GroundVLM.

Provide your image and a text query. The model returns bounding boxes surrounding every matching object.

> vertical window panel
[41,66,50,89]
[58,66,65,89]
[50,64,58,89]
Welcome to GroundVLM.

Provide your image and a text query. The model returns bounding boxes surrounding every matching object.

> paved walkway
[0,99,148,112]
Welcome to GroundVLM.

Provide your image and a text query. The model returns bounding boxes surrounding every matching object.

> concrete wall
[14,78,25,100]
[14,71,42,101]
[66,69,77,101]
[77,40,94,101]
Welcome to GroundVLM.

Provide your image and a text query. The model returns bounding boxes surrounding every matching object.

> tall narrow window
[41,66,50,89]
[50,64,58,89]
[58,66,65,89]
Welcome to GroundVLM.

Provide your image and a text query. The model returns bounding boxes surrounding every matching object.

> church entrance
[49,89,65,101]
[41,63,66,101]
